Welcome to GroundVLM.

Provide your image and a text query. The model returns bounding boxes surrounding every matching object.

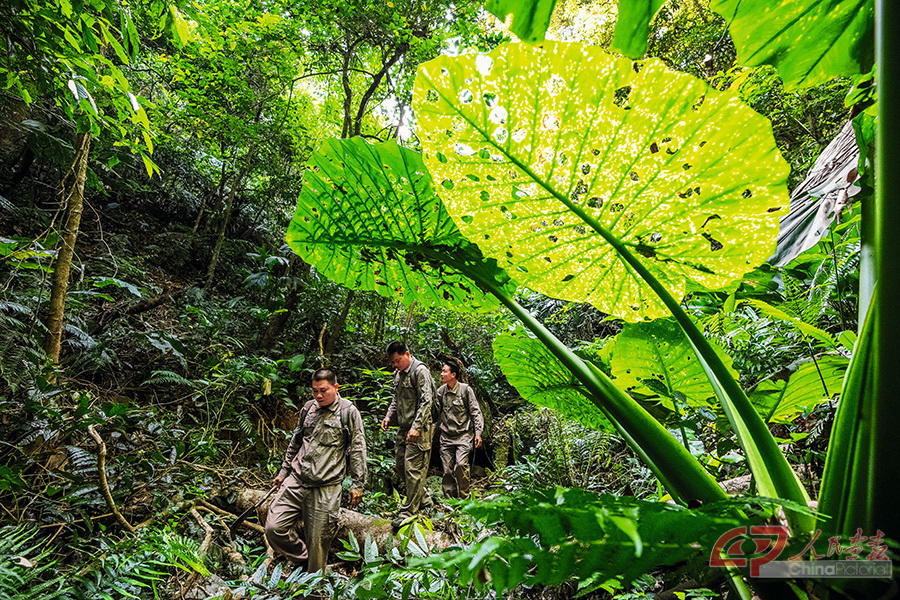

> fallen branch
[134,500,197,530]
[190,508,215,556]
[199,499,265,534]
[87,425,135,532]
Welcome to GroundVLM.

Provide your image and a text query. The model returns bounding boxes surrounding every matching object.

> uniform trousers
[265,476,341,574]
[395,429,433,516]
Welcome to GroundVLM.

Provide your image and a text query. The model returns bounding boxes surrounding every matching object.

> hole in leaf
[609,202,624,213]
[581,163,591,175]
[562,274,575,282]
[553,219,564,226]
[650,142,659,154]
[480,191,490,202]
[575,226,586,234]
[587,197,603,208]
[613,86,631,108]
[458,89,473,104]
[767,206,782,213]
[742,189,753,198]
[682,163,692,170]
[441,180,454,189]
[629,171,639,181]
[426,89,439,103]
[548,235,558,242]
[702,232,723,251]
[483,92,498,107]
[650,232,662,243]
[461,215,473,223]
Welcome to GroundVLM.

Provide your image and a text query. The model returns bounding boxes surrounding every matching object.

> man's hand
[272,475,285,489]
[381,416,391,431]
[348,489,363,509]
[474,434,483,449]
[406,428,420,442]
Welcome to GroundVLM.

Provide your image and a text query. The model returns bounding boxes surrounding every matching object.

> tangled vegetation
[0,0,893,599]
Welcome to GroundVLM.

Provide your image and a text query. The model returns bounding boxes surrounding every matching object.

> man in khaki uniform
[435,361,483,498]
[266,369,367,574]
[380,341,435,519]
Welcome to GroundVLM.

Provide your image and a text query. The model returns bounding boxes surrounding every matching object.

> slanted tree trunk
[44,131,92,364]
[261,259,311,349]
[205,159,252,288]
[323,289,355,358]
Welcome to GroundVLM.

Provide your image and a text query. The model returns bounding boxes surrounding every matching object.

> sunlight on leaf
[286,138,513,311]
[709,0,874,90]
[749,355,847,424]
[485,0,559,43]
[415,42,789,322]
[493,327,613,431]
[609,319,738,410]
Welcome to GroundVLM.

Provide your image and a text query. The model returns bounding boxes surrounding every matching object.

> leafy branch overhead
[286,138,515,311]
[414,41,790,322]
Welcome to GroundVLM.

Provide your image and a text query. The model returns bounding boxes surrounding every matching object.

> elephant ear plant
[286,0,896,595]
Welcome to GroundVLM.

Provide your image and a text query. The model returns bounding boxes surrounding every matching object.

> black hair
[386,340,408,356]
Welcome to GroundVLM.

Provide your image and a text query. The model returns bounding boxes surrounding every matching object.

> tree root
[87,424,136,532]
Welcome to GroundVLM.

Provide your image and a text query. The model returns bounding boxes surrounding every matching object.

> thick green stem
[869,0,899,542]
[482,281,727,505]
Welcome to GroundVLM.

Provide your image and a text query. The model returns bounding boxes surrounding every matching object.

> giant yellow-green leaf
[749,355,847,424]
[608,319,738,411]
[286,138,513,311]
[414,42,789,322]
[493,327,613,431]
[709,0,873,90]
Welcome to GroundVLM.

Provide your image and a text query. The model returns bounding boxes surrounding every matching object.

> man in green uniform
[435,361,483,498]
[265,369,367,574]
[380,341,435,519]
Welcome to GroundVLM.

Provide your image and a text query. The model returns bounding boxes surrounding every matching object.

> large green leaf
[611,0,667,58]
[608,319,738,410]
[493,328,613,431]
[414,41,789,322]
[749,355,848,424]
[709,0,874,90]
[485,0,559,44]
[286,138,513,311]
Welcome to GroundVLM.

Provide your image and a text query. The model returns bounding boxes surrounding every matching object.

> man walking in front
[381,341,435,519]
[265,369,367,574]
[435,360,483,498]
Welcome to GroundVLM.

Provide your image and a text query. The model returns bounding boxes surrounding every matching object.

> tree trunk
[205,159,252,288]
[44,130,92,364]
[323,289,355,358]
[235,488,454,552]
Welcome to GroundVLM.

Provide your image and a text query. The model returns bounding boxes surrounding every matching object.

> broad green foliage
[485,0,558,43]
[609,318,737,410]
[708,0,874,90]
[493,328,613,431]
[428,489,747,595]
[611,0,667,58]
[750,355,848,424]
[613,0,874,91]
[0,0,184,173]
[286,138,514,311]
[414,41,790,322]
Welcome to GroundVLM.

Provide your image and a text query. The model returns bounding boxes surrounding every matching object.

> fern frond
[142,370,196,387]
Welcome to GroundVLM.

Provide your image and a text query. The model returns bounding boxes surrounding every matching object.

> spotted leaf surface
[608,319,738,411]
[709,0,873,90]
[493,327,613,432]
[286,138,512,311]
[414,42,789,321]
